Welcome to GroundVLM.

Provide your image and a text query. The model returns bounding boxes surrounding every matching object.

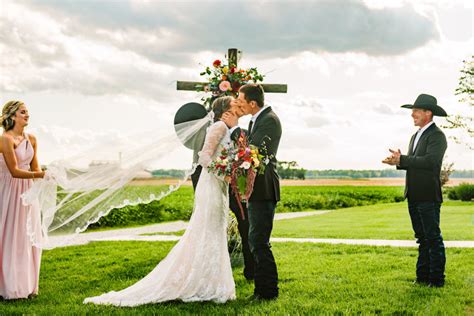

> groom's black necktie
[248,120,254,134]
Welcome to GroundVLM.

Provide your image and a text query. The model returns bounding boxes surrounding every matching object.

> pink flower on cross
[219,80,231,92]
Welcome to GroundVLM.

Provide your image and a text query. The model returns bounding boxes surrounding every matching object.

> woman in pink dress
[0,100,45,299]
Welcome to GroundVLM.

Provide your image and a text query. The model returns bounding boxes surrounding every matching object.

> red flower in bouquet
[213,59,221,67]
[229,132,267,219]
[207,146,234,177]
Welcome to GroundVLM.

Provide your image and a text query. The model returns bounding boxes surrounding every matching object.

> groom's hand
[221,112,238,128]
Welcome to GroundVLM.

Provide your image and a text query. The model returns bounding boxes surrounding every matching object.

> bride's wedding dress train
[84,121,235,306]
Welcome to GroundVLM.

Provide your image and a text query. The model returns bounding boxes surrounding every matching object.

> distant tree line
[277,161,306,180]
[306,169,404,179]
[450,170,473,178]
[150,168,472,179]
[151,169,186,178]
[305,169,473,179]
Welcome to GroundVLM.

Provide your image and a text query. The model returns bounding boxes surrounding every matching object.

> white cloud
[21,0,439,60]
[0,2,180,101]
[1,0,472,170]
[373,103,404,115]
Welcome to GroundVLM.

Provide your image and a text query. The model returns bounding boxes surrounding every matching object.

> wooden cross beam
[177,48,288,94]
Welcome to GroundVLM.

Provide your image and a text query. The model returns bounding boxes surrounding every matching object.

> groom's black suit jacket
[397,123,447,202]
[232,107,282,202]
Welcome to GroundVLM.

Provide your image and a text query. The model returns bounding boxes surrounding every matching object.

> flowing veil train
[83,120,236,305]
[22,112,214,249]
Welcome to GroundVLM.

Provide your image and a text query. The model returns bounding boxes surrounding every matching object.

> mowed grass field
[2,182,473,314]
[273,201,474,240]
[1,242,473,315]
[144,201,474,241]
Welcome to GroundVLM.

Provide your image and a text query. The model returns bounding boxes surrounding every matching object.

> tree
[277,161,307,180]
[440,161,454,187]
[443,56,473,149]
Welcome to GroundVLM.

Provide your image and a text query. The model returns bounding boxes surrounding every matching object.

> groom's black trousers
[247,200,279,298]
[229,191,255,279]
[191,166,255,278]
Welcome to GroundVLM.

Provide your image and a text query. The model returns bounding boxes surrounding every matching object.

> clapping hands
[382,149,401,166]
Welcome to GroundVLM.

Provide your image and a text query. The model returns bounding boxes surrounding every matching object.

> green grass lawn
[142,201,473,240]
[273,201,474,240]
[1,241,473,315]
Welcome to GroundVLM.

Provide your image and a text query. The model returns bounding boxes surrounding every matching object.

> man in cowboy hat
[383,93,448,288]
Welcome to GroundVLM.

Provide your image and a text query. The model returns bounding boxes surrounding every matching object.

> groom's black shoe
[428,280,445,288]
[248,293,278,301]
[247,294,261,301]
[412,278,430,286]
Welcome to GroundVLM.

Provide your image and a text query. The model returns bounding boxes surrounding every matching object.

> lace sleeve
[198,121,228,168]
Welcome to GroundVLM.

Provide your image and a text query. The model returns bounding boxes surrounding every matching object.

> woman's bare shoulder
[0,133,14,144]
[0,134,14,153]
[27,133,37,144]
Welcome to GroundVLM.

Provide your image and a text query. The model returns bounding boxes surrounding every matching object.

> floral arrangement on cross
[197,58,265,107]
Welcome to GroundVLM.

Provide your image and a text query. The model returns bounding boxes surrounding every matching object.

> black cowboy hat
[174,102,209,150]
[401,94,448,117]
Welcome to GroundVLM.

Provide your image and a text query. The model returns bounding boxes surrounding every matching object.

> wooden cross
[177,48,288,94]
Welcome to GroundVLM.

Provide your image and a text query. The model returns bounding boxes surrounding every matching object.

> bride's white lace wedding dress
[84,121,235,306]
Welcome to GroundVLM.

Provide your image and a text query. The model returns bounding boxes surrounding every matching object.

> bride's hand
[224,176,231,183]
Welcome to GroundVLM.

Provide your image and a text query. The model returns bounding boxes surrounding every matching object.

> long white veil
[22,113,213,249]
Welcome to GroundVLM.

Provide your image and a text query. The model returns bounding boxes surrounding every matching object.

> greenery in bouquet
[198,58,265,107]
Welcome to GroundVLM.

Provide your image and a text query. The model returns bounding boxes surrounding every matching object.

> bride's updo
[1,100,24,131]
[211,96,233,122]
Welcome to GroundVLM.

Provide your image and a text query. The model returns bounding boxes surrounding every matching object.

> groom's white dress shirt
[230,105,269,134]
[249,105,269,133]
[413,121,434,150]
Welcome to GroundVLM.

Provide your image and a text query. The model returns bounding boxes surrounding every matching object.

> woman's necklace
[10,132,25,144]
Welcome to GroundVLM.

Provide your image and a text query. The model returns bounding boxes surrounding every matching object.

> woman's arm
[198,122,227,168]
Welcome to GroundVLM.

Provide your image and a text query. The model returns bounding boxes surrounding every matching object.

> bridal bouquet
[207,145,235,177]
[229,132,268,219]
[197,58,264,106]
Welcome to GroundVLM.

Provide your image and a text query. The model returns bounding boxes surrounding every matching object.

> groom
[223,84,282,300]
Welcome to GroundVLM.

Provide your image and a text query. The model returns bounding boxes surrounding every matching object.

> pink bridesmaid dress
[0,134,42,299]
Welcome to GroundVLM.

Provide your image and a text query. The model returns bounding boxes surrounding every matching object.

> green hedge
[276,186,404,213]
[448,183,474,201]
[89,186,405,229]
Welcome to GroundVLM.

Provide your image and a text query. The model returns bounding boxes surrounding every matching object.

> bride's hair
[211,96,233,122]
[1,100,24,131]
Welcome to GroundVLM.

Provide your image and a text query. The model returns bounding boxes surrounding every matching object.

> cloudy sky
[1,0,472,170]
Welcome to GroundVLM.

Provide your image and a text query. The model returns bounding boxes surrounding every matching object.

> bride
[83,96,237,306]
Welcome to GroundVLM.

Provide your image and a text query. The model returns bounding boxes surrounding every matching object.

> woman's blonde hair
[1,100,24,131]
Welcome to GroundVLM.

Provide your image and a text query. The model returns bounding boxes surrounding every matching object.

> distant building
[87,160,152,179]
[89,160,120,168]
[135,170,153,179]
